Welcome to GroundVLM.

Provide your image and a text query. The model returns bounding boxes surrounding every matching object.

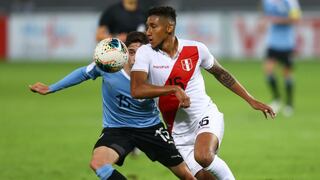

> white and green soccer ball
[94,38,128,73]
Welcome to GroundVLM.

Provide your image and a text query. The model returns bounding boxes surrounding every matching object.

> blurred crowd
[1,0,319,13]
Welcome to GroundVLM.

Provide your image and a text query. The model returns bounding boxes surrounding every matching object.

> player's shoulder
[110,2,122,10]
[103,2,122,14]
[179,38,208,54]
[179,38,207,48]
[136,44,153,54]
[138,44,152,50]
[179,38,200,45]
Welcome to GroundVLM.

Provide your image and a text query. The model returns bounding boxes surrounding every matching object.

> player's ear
[167,23,174,34]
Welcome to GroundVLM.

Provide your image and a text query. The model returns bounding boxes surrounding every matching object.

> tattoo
[209,63,236,88]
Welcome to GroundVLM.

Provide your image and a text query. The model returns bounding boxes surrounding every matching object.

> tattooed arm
[206,59,275,119]
[206,60,250,100]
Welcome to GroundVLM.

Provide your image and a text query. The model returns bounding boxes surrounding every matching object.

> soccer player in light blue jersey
[261,0,302,116]
[29,32,196,180]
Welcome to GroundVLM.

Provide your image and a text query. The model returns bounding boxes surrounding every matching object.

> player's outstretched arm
[206,60,275,119]
[29,66,94,95]
[130,71,190,108]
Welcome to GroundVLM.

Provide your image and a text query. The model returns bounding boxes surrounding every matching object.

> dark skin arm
[130,71,190,108]
[206,60,275,119]
[95,26,127,42]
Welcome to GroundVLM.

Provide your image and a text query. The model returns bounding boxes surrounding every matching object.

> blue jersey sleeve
[49,63,102,93]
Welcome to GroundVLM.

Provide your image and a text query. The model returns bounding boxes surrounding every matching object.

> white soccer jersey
[132,38,221,136]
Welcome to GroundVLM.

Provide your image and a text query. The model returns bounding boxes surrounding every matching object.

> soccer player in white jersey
[260,0,302,116]
[29,32,196,180]
[131,6,276,179]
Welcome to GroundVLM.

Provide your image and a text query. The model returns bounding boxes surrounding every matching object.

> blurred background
[1,0,320,180]
[0,0,319,61]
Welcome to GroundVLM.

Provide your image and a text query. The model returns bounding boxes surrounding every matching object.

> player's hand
[116,33,127,42]
[29,82,50,95]
[173,86,190,108]
[249,99,276,119]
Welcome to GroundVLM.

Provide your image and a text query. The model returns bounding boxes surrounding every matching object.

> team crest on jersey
[181,58,193,71]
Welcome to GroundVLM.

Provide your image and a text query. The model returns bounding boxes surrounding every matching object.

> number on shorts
[199,116,209,127]
[155,127,174,144]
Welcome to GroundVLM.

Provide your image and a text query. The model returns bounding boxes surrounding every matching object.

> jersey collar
[121,69,130,80]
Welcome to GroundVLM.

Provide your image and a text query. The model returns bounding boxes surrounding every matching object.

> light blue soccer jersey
[49,63,160,128]
[263,0,301,50]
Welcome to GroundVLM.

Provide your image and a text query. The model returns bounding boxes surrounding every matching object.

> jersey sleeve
[198,42,215,70]
[131,45,150,73]
[288,0,302,20]
[85,62,103,80]
[49,62,101,93]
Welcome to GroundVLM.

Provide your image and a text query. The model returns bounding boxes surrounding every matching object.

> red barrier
[0,15,7,60]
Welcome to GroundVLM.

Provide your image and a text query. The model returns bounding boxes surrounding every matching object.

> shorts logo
[98,133,104,139]
[181,58,193,71]
[171,154,182,159]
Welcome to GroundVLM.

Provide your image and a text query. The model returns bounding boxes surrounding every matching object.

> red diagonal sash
[159,46,199,133]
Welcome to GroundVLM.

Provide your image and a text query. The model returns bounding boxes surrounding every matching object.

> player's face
[146,15,169,49]
[123,0,137,11]
[127,42,142,68]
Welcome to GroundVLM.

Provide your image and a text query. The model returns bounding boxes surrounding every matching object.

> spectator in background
[260,0,302,117]
[96,0,146,42]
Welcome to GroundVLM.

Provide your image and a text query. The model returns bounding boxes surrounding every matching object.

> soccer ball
[94,38,128,73]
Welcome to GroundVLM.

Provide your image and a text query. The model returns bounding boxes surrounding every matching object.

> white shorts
[173,103,225,176]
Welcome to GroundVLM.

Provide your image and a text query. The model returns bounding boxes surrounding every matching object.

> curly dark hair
[147,6,176,23]
[125,31,149,47]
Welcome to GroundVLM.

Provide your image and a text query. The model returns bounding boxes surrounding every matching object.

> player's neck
[162,36,178,58]
[123,63,131,76]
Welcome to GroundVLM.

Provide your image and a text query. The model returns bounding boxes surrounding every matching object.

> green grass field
[1,60,320,180]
